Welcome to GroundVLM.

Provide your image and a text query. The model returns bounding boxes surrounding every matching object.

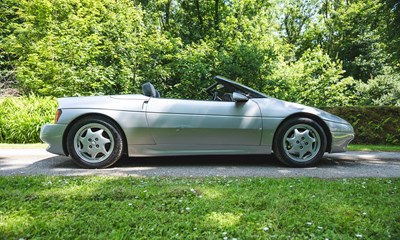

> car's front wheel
[67,116,124,168]
[273,118,327,167]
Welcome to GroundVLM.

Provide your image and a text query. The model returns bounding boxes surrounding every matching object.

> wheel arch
[273,112,332,152]
[62,113,128,157]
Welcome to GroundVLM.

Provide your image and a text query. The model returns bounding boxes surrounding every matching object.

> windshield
[206,76,268,101]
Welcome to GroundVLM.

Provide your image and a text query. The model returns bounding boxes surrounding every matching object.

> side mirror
[233,92,249,102]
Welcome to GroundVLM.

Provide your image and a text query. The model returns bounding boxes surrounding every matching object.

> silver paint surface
[40,78,354,158]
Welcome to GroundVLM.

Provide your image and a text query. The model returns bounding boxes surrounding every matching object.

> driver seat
[222,93,233,102]
[142,82,160,98]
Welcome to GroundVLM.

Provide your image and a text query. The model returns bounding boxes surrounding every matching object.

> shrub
[0,96,57,143]
[356,68,400,106]
[323,106,400,145]
[268,47,357,107]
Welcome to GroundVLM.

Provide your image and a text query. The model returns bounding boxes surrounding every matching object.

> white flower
[223,237,228,240]
[317,226,323,230]
[356,234,363,238]
[222,232,228,235]
[185,207,190,211]
[263,227,270,231]
[128,203,133,206]
[307,222,313,226]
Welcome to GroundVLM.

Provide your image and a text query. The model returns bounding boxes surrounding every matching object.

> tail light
[54,109,62,123]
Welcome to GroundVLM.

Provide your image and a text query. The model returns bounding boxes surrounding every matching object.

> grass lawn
[0,176,399,239]
[348,144,400,152]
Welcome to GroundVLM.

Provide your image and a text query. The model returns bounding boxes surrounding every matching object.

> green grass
[349,144,400,152]
[0,176,399,239]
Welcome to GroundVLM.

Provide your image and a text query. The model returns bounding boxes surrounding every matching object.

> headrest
[142,82,157,97]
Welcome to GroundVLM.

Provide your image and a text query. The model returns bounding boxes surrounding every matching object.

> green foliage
[0,176,399,239]
[386,0,400,64]
[0,0,399,106]
[1,0,166,97]
[167,41,216,100]
[324,106,400,145]
[268,47,357,107]
[356,67,400,106]
[323,0,388,82]
[0,96,57,143]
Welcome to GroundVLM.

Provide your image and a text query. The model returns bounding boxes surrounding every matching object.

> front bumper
[325,120,355,153]
[40,124,67,156]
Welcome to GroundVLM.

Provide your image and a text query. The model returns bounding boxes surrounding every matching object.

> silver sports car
[40,76,354,168]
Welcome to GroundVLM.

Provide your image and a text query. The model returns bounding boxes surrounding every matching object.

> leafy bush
[1,0,174,97]
[268,47,357,107]
[0,96,57,143]
[356,68,400,106]
[323,106,400,145]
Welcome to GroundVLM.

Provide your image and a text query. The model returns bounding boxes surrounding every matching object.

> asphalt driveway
[0,148,400,178]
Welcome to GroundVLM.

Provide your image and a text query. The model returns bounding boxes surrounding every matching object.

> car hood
[253,98,350,124]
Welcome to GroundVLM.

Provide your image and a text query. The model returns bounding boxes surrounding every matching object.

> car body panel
[40,76,354,160]
[145,98,262,146]
[40,124,67,155]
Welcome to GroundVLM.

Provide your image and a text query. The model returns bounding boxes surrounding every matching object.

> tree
[1,0,172,97]
[357,67,400,106]
[268,47,357,107]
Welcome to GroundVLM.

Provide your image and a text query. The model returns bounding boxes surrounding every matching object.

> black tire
[67,116,124,169]
[273,118,327,167]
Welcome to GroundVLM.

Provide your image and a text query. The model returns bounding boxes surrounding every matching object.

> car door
[145,98,262,146]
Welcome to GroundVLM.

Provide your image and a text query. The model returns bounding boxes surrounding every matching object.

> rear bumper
[40,124,67,156]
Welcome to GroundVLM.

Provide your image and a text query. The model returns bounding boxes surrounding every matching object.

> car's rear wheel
[273,118,327,167]
[67,116,123,168]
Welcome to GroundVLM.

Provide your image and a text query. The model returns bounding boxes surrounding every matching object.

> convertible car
[40,76,354,168]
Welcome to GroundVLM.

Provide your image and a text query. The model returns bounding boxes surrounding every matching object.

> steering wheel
[212,92,222,101]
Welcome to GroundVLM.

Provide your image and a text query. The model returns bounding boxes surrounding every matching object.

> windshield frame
[206,76,268,99]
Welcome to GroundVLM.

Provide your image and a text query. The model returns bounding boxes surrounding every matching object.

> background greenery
[1,0,399,107]
[323,106,400,145]
[0,96,56,143]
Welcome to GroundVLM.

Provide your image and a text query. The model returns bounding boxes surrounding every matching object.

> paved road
[1,148,400,178]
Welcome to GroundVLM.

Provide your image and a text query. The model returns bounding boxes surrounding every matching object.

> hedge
[0,96,399,145]
[323,106,400,145]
